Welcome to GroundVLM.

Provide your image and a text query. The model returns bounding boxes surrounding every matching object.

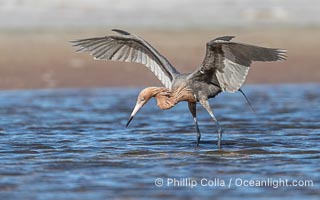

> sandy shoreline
[0,27,319,90]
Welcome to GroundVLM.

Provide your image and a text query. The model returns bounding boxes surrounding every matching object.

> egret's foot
[217,140,221,149]
[196,134,201,147]
[217,127,223,149]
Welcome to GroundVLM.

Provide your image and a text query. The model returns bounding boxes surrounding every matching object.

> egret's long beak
[126,102,144,127]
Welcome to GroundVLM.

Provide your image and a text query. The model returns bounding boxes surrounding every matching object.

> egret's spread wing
[190,36,287,92]
[70,29,179,89]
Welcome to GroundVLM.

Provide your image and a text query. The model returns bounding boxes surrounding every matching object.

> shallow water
[0,84,319,200]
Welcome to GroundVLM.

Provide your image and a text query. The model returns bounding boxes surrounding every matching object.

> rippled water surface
[0,84,319,200]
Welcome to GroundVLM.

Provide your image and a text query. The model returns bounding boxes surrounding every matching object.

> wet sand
[0,27,319,90]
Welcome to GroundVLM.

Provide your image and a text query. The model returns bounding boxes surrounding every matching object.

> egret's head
[125,87,158,127]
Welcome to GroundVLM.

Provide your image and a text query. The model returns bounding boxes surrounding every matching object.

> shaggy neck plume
[143,86,196,110]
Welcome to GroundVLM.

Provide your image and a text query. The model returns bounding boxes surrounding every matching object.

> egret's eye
[140,98,145,101]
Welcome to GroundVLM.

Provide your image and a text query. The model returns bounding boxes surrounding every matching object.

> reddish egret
[71,29,286,148]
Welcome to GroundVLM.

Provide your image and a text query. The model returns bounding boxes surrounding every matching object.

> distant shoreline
[0,27,319,90]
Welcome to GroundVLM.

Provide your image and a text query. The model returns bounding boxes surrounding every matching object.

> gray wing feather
[71,30,179,89]
[190,37,287,93]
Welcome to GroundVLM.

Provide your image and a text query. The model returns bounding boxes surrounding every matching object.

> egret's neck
[155,94,175,110]
[152,86,196,110]
[147,87,168,97]
[148,87,174,110]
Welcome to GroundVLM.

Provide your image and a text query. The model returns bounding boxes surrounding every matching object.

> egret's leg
[199,99,223,149]
[188,102,201,146]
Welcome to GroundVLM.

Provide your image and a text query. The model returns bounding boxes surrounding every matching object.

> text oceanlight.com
[154,177,314,189]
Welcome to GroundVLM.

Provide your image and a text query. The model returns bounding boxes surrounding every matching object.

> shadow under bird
[71,29,287,149]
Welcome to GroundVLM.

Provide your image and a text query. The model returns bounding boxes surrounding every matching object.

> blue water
[0,84,319,200]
